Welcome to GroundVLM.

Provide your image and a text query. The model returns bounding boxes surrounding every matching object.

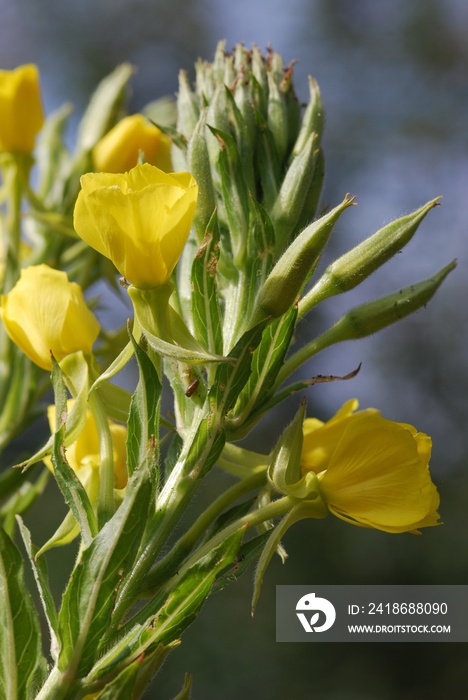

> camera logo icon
[296,592,336,632]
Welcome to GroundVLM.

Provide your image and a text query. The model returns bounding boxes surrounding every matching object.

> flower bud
[271,132,320,251]
[92,114,172,174]
[254,194,355,320]
[303,197,441,309]
[0,265,100,370]
[302,260,456,349]
[289,76,323,161]
[73,163,198,289]
[268,400,326,506]
[0,64,44,153]
[187,110,216,243]
[176,70,201,140]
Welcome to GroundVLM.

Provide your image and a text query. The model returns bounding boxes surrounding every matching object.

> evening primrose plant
[0,42,455,699]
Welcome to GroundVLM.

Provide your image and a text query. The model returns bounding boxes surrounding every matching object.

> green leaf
[36,102,73,204]
[57,463,154,678]
[0,469,50,537]
[50,357,98,547]
[75,64,133,153]
[95,380,132,424]
[212,529,272,594]
[209,319,269,415]
[17,352,91,473]
[191,209,224,356]
[0,524,47,700]
[231,307,297,425]
[16,517,60,663]
[35,509,80,557]
[87,530,242,684]
[171,673,193,700]
[126,331,162,479]
[87,642,178,699]
[252,502,325,615]
[246,197,275,295]
[207,125,250,263]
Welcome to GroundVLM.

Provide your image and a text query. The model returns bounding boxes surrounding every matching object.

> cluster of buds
[0,44,456,700]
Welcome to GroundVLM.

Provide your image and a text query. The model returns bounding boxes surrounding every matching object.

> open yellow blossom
[73,163,198,289]
[92,114,172,174]
[45,401,128,490]
[302,400,440,533]
[0,264,100,370]
[0,64,44,153]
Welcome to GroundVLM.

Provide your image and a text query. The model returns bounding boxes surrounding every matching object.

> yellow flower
[0,64,44,153]
[0,264,100,370]
[301,400,440,533]
[73,163,198,289]
[45,401,128,490]
[92,114,172,174]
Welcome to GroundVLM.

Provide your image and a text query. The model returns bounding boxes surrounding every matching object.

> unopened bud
[187,110,216,244]
[176,70,200,140]
[271,132,320,251]
[302,197,441,311]
[268,400,326,504]
[290,76,323,161]
[305,260,456,352]
[254,194,355,321]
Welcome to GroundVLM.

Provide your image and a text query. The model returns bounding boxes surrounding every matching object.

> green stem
[0,155,22,412]
[166,494,297,584]
[89,392,115,528]
[142,467,267,593]
[274,322,344,387]
[109,407,215,630]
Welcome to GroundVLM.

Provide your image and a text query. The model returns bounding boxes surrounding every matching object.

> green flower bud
[187,109,216,244]
[290,76,323,161]
[308,260,456,348]
[267,72,289,164]
[254,194,356,321]
[301,197,441,311]
[176,70,200,140]
[268,400,326,505]
[271,131,320,251]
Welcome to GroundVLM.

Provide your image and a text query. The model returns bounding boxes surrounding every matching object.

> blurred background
[1,0,467,698]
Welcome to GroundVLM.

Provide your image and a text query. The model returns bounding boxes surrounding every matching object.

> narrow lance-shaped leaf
[245,197,275,315]
[209,319,269,415]
[0,524,47,700]
[85,530,243,684]
[191,208,224,356]
[57,461,155,678]
[207,125,250,264]
[16,516,60,663]
[252,503,326,615]
[126,329,162,479]
[50,356,98,547]
[230,307,297,427]
[74,63,133,153]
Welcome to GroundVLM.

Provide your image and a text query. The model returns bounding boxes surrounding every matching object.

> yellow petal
[92,114,172,174]
[0,64,44,153]
[301,399,378,473]
[319,415,440,532]
[74,164,198,289]
[0,265,99,370]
